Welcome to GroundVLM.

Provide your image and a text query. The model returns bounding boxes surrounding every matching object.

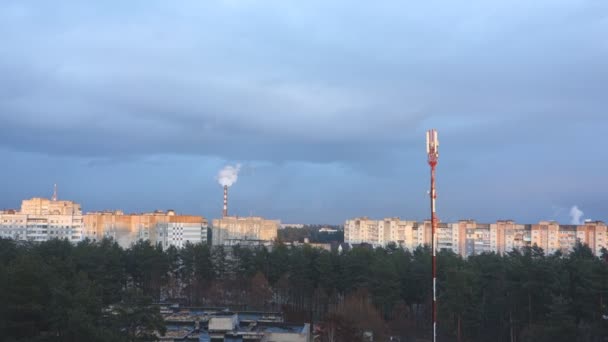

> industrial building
[156,305,311,342]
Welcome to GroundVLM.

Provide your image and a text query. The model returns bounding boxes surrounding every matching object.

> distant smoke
[217,164,241,187]
[569,205,584,225]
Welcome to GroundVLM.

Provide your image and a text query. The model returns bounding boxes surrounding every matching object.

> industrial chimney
[217,164,240,217]
[223,185,228,217]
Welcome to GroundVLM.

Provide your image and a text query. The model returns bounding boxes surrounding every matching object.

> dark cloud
[0,1,606,222]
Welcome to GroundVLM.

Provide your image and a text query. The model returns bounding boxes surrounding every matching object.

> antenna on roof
[52,184,58,201]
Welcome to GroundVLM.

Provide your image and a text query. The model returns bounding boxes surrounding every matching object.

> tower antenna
[426,129,439,342]
[52,184,58,201]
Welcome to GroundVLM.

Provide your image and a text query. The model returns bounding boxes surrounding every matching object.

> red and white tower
[426,129,439,342]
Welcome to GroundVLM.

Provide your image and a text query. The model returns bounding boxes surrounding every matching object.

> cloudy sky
[1,1,606,224]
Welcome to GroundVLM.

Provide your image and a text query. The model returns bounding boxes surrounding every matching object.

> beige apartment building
[576,221,607,256]
[531,221,560,255]
[386,219,418,250]
[84,210,207,248]
[345,217,451,251]
[344,216,606,258]
[211,216,279,246]
[491,220,530,255]
[0,197,84,242]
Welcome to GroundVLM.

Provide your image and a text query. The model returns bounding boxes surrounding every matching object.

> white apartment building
[156,221,208,250]
[0,198,83,243]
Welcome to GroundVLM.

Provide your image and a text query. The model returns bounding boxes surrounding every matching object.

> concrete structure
[0,197,83,243]
[209,314,239,338]
[576,221,607,256]
[464,222,492,257]
[156,218,208,250]
[344,217,606,258]
[158,305,311,342]
[20,197,82,216]
[84,210,207,248]
[491,220,527,255]
[344,217,383,246]
[531,221,561,255]
[558,225,578,254]
[211,216,279,246]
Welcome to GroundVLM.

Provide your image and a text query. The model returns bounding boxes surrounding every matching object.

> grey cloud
[0,0,607,166]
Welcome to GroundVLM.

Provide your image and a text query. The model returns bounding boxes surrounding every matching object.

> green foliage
[0,238,164,341]
[1,236,607,341]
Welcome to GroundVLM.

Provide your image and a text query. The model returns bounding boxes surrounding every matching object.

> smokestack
[223,185,228,217]
[217,164,241,217]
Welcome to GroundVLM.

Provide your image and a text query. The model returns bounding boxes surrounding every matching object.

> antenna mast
[426,129,439,342]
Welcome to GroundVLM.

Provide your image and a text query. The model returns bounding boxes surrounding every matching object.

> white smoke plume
[569,205,584,225]
[217,164,241,187]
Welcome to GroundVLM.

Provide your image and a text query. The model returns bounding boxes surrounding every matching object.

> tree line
[0,237,607,341]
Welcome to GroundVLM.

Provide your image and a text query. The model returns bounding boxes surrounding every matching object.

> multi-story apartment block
[491,220,530,255]
[392,219,418,250]
[211,216,279,246]
[436,222,453,252]
[558,225,578,254]
[531,221,560,255]
[0,198,83,243]
[464,222,492,257]
[156,218,208,250]
[576,221,607,256]
[84,210,207,248]
[344,217,376,245]
[344,217,606,258]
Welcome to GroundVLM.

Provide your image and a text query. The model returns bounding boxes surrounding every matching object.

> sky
[0,0,606,224]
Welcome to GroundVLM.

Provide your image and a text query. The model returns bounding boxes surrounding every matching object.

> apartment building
[576,221,607,256]
[84,210,207,248]
[211,216,279,246]
[156,217,208,250]
[344,217,605,258]
[531,221,560,255]
[464,222,492,257]
[491,221,530,255]
[0,198,83,243]
[387,219,418,250]
[344,217,375,245]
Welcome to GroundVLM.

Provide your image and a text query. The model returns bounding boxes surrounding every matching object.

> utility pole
[426,129,439,342]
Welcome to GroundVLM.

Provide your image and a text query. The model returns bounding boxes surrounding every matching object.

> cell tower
[426,129,439,342]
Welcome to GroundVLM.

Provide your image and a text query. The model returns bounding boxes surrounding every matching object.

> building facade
[211,216,279,246]
[344,217,608,257]
[156,218,208,250]
[0,198,84,243]
[83,210,207,248]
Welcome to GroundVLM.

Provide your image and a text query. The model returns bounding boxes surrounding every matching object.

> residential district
[0,196,606,258]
